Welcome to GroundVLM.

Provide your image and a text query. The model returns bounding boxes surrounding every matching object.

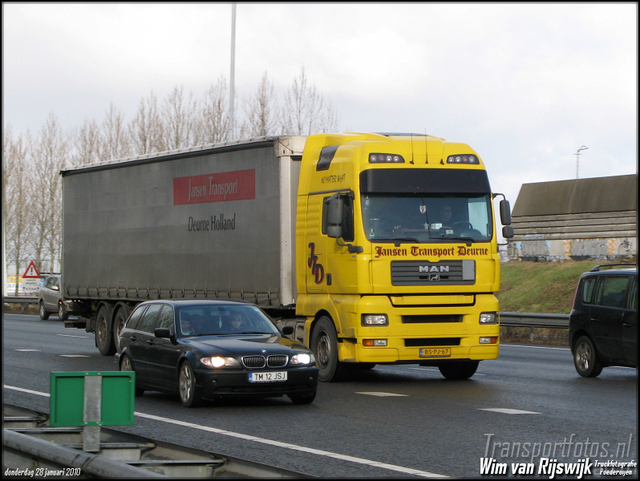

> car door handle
[130,335,137,342]
[147,340,155,345]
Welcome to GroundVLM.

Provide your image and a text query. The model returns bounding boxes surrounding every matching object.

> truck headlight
[479,312,497,324]
[362,314,389,326]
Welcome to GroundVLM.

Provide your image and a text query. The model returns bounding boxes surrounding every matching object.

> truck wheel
[95,305,115,356]
[438,360,479,380]
[179,361,202,407]
[39,302,50,321]
[310,317,348,382]
[573,336,603,377]
[58,303,69,321]
[113,305,130,353]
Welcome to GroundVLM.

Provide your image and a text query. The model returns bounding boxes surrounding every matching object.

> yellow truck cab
[295,132,514,381]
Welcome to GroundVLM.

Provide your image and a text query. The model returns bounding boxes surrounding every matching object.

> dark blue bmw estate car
[116,299,318,407]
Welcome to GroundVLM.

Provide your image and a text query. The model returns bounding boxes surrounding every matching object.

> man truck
[60,132,514,381]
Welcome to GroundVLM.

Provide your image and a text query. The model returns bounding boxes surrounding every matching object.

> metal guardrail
[4,296,38,304]
[500,312,569,329]
[4,297,570,329]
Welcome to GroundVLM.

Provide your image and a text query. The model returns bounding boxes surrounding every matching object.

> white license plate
[248,371,288,383]
[419,347,451,358]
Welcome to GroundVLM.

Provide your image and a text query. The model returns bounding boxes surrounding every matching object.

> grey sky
[3,3,637,205]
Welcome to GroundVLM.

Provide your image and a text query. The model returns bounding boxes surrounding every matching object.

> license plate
[248,371,288,383]
[419,347,451,358]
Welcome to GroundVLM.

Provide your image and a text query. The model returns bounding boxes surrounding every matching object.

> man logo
[418,265,450,273]
[429,274,441,281]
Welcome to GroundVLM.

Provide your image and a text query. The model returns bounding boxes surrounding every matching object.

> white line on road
[479,408,541,415]
[3,384,446,478]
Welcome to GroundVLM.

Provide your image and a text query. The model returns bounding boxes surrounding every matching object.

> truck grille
[403,315,462,323]
[405,338,461,347]
[391,260,475,286]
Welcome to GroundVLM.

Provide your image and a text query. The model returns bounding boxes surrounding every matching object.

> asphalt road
[3,313,637,478]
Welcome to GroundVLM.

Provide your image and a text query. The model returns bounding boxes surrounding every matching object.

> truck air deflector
[316,146,340,171]
[359,169,491,194]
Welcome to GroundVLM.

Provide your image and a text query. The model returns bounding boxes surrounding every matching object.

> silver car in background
[38,274,68,320]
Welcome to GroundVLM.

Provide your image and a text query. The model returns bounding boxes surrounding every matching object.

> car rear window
[594,276,630,308]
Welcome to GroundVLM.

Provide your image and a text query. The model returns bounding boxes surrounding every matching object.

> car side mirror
[155,327,176,343]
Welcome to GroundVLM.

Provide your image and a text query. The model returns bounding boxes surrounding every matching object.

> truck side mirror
[325,194,344,239]
[499,199,512,226]
[499,199,514,239]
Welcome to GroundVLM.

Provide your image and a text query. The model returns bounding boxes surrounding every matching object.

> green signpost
[50,371,135,451]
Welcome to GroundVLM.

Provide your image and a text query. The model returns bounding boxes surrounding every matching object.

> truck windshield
[361,194,493,243]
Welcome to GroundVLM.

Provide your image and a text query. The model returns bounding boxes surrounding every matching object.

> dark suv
[569,264,637,377]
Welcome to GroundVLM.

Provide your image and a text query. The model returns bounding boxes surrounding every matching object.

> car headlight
[479,312,498,324]
[290,353,315,365]
[201,356,241,368]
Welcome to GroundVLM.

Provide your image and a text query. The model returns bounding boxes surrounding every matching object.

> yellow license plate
[419,347,451,358]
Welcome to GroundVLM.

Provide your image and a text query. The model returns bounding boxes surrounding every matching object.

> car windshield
[176,305,280,337]
[361,194,493,243]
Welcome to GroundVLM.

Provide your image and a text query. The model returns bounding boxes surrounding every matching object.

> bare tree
[129,91,165,155]
[243,71,278,137]
[3,127,33,293]
[197,77,231,144]
[162,86,197,150]
[102,103,130,160]
[280,67,338,136]
[70,118,103,166]
[29,114,68,273]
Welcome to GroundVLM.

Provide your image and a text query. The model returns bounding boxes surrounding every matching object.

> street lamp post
[574,145,588,179]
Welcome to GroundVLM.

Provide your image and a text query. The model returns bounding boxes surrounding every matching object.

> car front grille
[242,356,266,368]
[267,355,288,367]
[241,355,289,368]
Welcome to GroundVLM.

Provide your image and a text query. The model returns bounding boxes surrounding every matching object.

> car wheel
[573,336,603,377]
[95,305,115,356]
[288,391,317,405]
[120,355,145,396]
[58,303,69,321]
[310,317,348,382]
[438,360,479,380]
[39,302,50,321]
[179,361,202,407]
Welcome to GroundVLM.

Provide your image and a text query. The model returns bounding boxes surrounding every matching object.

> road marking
[15,349,40,352]
[56,334,90,339]
[3,384,446,478]
[479,408,541,415]
[356,391,408,397]
[59,354,91,358]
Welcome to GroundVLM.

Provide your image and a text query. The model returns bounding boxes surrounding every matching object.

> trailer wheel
[39,302,50,321]
[113,305,130,353]
[310,317,348,382]
[95,304,115,356]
